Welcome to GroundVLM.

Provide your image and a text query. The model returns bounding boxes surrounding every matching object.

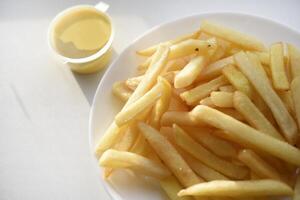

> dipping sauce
[51,7,111,59]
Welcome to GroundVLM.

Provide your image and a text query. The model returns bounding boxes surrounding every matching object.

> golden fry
[99,149,171,179]
[201,20,266,51]
[178,180,293,197]
[191,105,300,166]
[291,77,300,129]
[234,51,297,144]
[94,45,169,155]
[175,56,208,88]
[233,91,284,140]
[181,75,228,105]
[270,43,289,90]
[137,31,200,56]
[150,77,172,128]
[222,64,254,98]
[169,38,216,59]
[197,56,234,81]
[138,122,203,187]
[199,97,215,108]
[115,82,163,126]
[219,85,235,92]
[112,81,132,102]
[184,126,237,158]
[125,75,143,90]
[287,43,300,79]
[173,124,248,179]
[210,91,233,108]
[238,149,281,180]
[161,111,205,127]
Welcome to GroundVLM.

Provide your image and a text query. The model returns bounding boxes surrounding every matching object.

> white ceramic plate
[89,12,300,200]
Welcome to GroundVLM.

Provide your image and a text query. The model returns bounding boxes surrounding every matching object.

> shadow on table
[73,48,118,105]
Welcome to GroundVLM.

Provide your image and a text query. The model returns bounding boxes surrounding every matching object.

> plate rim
[88,11,300,200]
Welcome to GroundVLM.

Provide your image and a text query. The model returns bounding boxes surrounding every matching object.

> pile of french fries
[96,20,300,200]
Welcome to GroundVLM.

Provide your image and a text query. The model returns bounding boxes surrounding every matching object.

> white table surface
[1,0,300,199]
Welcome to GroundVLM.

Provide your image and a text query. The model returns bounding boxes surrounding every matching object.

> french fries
[168,38,216,60]
[291,77,300,129]
[210,91,233,108]
[161,111,203,127]
[277,90,295,116]
[112,81,132,102]
[178,180,293,197]
[95,44,169,155]
[201,20,266,51]
[115,81,164,126]
[175,56,208,88]
[255,51,269,66]
[233,91,284,140]
[99,149,171,179]
[125,75,143,90]
[181,75,228,105]
[191,105,300,166]
[238,149,281,180]
[199,97,215,107]
[179,150,229,181]
[270,43,289,90]
[160,176,194,200]
[149,77,172,128]
[137,31,200,56]
[222,64,254,98]
[234,51,298,144]
[138,122,203,187]
[287,43,300,79]
[96,20,300,199]
[219,85,235,92]
[197,56,234,81]
[104,124,140,178]
[183,126,237,158]
[173,124,248,179]
[294,173,300,200]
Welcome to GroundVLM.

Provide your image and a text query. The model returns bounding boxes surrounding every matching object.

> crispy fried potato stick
[210,91,233,108]
[179,149,229,181]
[233,91,284,140]
[270,43,289,90]
[112,81,133,102]
[181,75,228,105]
[222,64,254,98]
[138,122,204,187]
[150,77,172,128]
[197,56,234,81]
[94,45,169,156]
[137,31,200,56]
[191,105,300,166]
[183,126,237,158]
[234,51,297,144]
[201,20,266,51]
[168,38,216,60]
[99,149,171,179]
[294,173,300,200]
[175,56,208,88]
[199,97,215,107]
[287,43,300,79]
[238,149,281,180]
[173,124,248,179]
[178,180,293,197]
[219,85,235,92]
[291,77,300,129]
[115,82,164,126]
[125,75,144,90]
[161,111,205,127]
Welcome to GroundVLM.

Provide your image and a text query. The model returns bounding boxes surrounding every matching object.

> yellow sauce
[53,7,111,59]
